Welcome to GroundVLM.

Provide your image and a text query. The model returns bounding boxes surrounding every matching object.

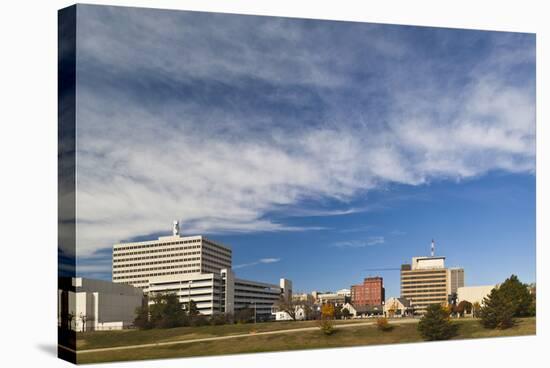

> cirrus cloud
[72,5,535,259]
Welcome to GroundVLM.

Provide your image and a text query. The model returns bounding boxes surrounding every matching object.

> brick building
[351,276,385,306]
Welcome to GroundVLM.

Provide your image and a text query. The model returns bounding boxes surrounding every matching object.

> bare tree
[80,313,88,332]
[66,312,75,331]
[276,295,298,321]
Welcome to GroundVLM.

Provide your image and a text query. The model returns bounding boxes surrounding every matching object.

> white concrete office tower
[148,271,228,316]
[58,277,144,331]
[112,226,232,291]
[401,255,465,314]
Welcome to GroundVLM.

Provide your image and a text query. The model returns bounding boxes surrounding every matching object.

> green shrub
[319,318,334,335]
[210,313,228,326]
[417,304,458,341]
[190,315,209,327]
[376,317,393,331]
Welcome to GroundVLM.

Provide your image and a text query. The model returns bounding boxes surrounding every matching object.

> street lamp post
[188,280,192,312]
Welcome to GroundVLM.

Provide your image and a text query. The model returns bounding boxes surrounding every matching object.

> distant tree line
[134,293,266,329]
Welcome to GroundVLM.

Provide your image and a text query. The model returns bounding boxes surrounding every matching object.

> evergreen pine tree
[479,286,516,329]
[498,275,534,317]
[479,275,535,329]
[417,304,458,341]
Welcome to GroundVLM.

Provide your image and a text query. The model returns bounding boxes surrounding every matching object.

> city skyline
[79,169,535,299]
[72,5,536,300]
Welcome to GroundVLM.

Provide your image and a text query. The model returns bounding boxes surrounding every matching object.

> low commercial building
[315,292,347,306]
[384,297,413,317]
[234,277,289,319]
[336,288,351,297]
[457,285,496,306]
[292,292,315,304]
[341,302,383,318]
[58,277,144,331]
[273,306,307,321]
[312,289,350,305]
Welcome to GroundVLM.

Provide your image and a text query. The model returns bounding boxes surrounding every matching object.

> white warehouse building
[58,277,144,331]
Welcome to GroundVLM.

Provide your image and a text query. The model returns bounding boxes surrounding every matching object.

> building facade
[400,256,464,314]
[341,302,383,318]
[315,292,348,306]
[116,222,292,320]
[112,232,232,292]
[448,268,465,295]
[234,277,288,319]
[273,306,307,321]
[292,292,315,304]
[58,277,144,331]
[148,269,290,320]
[457,285,496,306]
[351,277,385,306]
[383,297,413,317]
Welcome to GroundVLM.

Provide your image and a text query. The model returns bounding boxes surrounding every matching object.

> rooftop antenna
[172,220,180,236]
[431,239,435,257]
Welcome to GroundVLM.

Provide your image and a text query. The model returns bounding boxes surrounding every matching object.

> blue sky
[72,5,536,298]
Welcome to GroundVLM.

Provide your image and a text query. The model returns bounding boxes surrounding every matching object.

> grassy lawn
[77,317,535,364]
[76,318,367,350]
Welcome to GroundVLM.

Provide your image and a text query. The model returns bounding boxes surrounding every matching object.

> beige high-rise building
[448,267,465,295]
[112,222,231,292]
[400,256,464,314]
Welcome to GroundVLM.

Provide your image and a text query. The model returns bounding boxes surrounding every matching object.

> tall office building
[448,267,465,295]
[112,222,291,319]
[112,222,232,291]
[400,255,464,314]
[351,277,385,306]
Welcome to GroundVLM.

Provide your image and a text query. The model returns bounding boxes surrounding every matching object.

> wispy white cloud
[71,6,535,257]
[234,257,282,269]
[259,258,281,264]
[333,236,385,248]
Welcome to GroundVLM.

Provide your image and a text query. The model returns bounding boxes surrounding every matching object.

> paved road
[62,319,419,355]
